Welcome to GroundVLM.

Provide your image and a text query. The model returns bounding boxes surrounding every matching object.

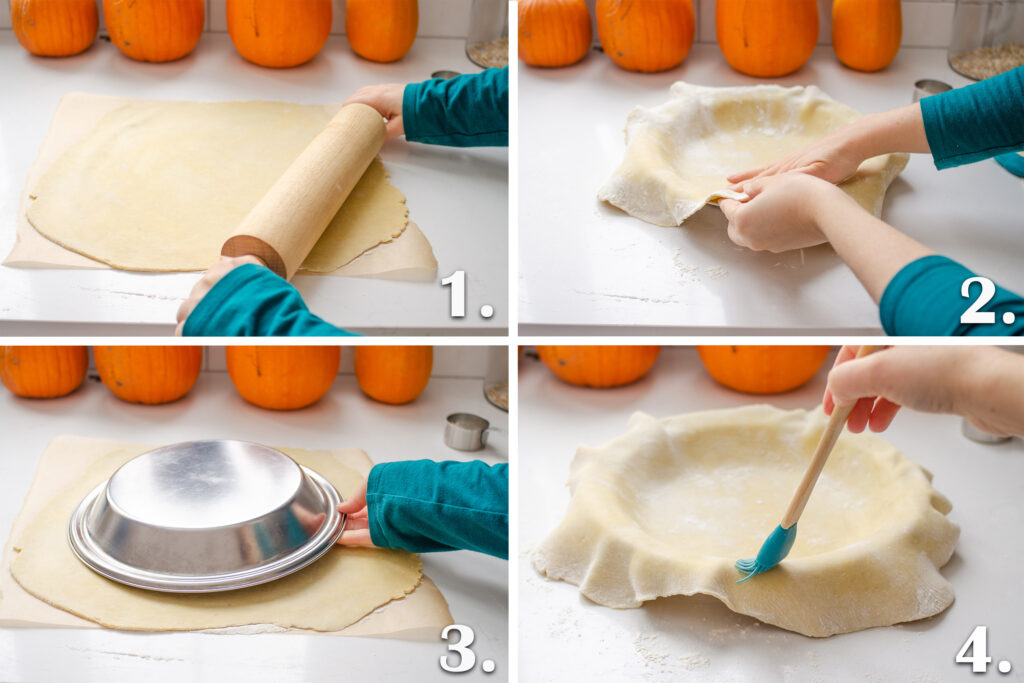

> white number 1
[441,270,466,318]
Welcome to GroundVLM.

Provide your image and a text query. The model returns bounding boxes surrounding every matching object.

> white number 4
[440,624,476,673]
[956,625,993,673]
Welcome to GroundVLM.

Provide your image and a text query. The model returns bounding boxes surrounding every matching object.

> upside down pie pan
[68,440,345,593]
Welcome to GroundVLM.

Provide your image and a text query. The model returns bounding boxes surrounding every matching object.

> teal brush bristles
[735,523,797,582]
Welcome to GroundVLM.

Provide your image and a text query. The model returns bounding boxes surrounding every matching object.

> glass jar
[948,0,1024,80]
[466,0,509,69]
[482,346,508,412]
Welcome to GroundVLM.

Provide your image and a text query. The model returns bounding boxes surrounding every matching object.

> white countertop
[0,34,508,336]
[519,346,1024,681]
[0,370,508,683]
[518,45,1024,335]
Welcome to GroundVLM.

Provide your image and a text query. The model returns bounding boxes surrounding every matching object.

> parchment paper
[4,93,438,282]
[0,435,453,639]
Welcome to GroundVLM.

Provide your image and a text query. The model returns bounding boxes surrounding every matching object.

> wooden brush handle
[221,103,386,280]
[781,345,880,529]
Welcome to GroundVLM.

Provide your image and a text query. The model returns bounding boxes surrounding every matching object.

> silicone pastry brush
[735,346,880,582]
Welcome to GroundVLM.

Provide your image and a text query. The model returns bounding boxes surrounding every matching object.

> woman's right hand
[343,84,406,139]
[726,121,868,188]
[824,346,1024,437]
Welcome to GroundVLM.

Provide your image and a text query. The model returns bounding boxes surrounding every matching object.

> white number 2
[440,624,477,673]
[956,625,992,673]
[441,270,466,318]
[961,277,996,324]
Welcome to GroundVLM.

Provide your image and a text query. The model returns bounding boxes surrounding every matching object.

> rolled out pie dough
[22,96,412,273]
[532,406,960,638]
[598,82,910,226]
[3,436,438,633]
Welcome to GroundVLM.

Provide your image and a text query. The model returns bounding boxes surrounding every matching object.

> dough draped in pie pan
[598,82,909,226]
[532,405,959,637]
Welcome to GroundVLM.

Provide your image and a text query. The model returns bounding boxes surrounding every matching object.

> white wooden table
[519,45,1024,335]
[0,368,508,682]
[520,346,1024,681]
[0,34,508,336]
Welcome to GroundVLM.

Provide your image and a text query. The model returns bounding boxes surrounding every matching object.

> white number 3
[440,624,477,673]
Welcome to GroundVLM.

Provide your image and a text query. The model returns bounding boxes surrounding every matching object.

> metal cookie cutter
[912,79,953,103]
[962,418,1012,444]
[444,412,497,451]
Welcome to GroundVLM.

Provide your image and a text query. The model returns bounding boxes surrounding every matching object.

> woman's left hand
[718,173,850,253]
[335,480,378,547]
[175,255,266,336]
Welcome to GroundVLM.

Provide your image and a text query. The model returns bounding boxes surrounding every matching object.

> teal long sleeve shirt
[183,264,354,336]
[880,67,1024,336]
[184,69,508,337]
[366,460,508,559]
[403,67,508,147]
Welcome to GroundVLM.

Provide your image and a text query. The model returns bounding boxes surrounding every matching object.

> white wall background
[1,0,477,37]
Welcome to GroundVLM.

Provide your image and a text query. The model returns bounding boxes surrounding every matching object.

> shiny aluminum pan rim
[67,465,345,593]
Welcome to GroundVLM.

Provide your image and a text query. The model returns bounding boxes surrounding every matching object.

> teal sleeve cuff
[921,65,1024,170]
[366,460,508,559]
[402,67,509,147]
[880,255,1024,336]
[182,264,356,337]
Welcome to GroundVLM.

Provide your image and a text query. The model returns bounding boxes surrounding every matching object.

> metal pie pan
[67,440,345,593]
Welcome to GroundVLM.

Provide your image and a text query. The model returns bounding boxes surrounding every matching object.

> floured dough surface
[598,82,909,226]
[10,441,423,632]
[532,405,960,637]
[25,100,408,272]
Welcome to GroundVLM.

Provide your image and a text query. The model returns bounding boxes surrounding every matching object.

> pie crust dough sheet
[5,93,438,281]
[598,82,910,226]
[0,436,453,637]
[532,406,960,638]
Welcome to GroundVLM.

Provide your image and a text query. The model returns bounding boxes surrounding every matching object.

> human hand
[726,120,869,188]
[175,255,266,336]
[825,346,1024,437]
[335,480,378,547]
[718,173,849,253]
[343,84,406,139]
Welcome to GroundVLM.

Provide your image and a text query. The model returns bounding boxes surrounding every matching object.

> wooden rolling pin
[221,103,386,280]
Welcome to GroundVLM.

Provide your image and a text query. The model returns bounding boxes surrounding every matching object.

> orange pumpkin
[227,0,332,68]
[346,0,417,63]
[103,0,204,63]
[716,0,818,77]
[11,0,98,57]
[519,0,592,68]
[832,0,901,72]
[595,0,694,73]
[354,346,433,405]
[697,346,831,394]
[537,346,660,388]
[226,346,340,410]
[94,346,202,404]
[0,346,88,399]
